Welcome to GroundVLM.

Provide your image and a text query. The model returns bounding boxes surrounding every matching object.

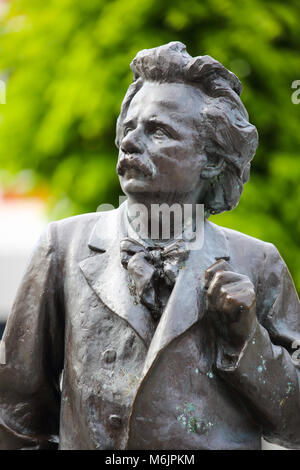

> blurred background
[0,0,299,449]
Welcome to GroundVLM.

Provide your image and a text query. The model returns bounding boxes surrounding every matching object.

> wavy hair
[116,42,258,215]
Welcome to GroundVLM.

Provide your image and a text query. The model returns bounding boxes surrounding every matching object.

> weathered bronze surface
[1,42,300,450]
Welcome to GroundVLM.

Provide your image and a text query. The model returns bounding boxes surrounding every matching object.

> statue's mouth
[117,156,154,180]
[123,167,152,180]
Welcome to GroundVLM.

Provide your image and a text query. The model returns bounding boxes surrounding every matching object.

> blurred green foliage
[0,0,300,288]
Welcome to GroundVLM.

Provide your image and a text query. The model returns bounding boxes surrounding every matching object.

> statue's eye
[123,126,133,137]
[153,128,167,138]
[148,121,175,139]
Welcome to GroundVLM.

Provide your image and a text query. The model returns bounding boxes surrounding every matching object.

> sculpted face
[117,82,210,202]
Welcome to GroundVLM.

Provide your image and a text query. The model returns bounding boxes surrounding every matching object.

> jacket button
[102,349,116,363]
[109,414,122,428]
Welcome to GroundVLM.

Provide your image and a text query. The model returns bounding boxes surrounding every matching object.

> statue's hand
[204,259,257,349]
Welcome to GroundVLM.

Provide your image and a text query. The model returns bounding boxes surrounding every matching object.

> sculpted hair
[116,42,258,215]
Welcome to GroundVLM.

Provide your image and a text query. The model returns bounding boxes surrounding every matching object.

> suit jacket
[1,201,300,450]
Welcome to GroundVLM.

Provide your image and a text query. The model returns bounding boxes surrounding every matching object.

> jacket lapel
[79,203,156,348]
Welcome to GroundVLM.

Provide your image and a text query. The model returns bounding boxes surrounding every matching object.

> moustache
[117,155,155,179]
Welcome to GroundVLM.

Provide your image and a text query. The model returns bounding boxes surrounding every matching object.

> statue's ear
[201,155,224,180]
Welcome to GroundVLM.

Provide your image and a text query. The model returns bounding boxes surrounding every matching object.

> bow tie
[120,237,189,320]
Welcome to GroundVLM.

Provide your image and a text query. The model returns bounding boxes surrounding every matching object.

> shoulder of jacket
[208,220,276,256]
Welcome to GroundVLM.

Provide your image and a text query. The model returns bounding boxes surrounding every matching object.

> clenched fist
[205,259,258,349]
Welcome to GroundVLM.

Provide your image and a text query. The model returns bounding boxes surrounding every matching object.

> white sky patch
[0,197,47,321]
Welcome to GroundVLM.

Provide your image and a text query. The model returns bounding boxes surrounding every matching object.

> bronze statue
[1,42,300,450]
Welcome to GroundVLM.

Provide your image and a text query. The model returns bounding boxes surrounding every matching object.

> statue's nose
[121,129,143,155]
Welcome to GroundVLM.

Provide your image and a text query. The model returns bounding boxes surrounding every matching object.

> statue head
[116,42,258,215]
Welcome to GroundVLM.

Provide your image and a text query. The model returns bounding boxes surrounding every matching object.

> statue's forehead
[126,81,206,123]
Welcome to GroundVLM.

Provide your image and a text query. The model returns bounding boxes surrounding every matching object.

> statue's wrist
[215,319,258,371]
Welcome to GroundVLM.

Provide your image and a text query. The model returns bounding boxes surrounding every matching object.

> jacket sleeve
[216,242,300,449]
[0,222,64,449]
